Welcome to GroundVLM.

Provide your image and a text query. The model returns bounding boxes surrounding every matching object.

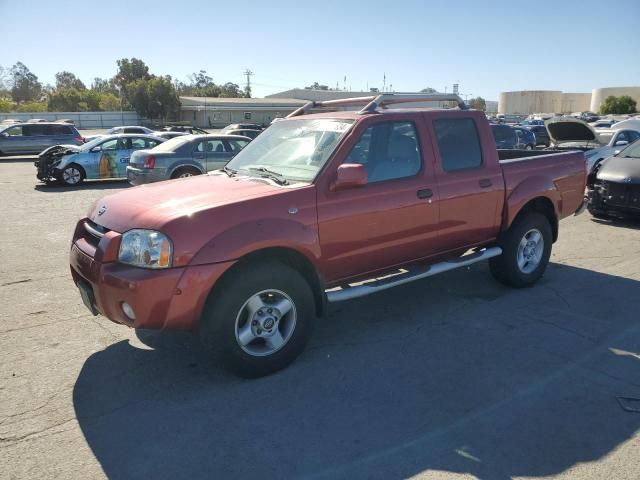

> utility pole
[243,69,254,96]
[383,73,386,92]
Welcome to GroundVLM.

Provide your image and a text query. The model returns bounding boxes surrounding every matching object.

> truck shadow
[34,180,128,193]
[73,263,640,479]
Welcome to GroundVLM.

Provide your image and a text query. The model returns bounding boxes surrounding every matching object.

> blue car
[37,134,165,186]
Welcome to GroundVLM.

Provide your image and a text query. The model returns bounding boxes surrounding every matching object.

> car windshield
[79,137,107,151]
[151,135,193,152]
[620,140,640,158]
[225,119,353,183]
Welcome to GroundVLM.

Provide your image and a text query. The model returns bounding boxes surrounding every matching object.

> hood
[596,156,640,184]
[545,118,602,146]
[88,172,307,233]
[40,144,80,156]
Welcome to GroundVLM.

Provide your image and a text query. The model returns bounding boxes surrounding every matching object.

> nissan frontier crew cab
[70,94,587,378]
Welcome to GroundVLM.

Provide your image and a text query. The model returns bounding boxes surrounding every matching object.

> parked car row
[36,132,253,186]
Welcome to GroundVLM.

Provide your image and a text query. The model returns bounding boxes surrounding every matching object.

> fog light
[121,302,136,321]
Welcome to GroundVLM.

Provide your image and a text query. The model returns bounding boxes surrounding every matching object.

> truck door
[427,114,503,249]
[316,117,440,283]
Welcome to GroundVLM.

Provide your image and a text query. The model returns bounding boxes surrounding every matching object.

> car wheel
[525,144,533,150]
[171,166,201,179]
[489,212,552,288]
[58,164,85,187]
[199,261,315,378]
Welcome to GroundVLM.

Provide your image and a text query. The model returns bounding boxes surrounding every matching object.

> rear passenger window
[131,138,146,149]
[48,125,72,135]
[434,118,483,171]
[345,121,421,183]
[24,124,47,136]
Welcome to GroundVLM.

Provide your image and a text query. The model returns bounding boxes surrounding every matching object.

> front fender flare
[190,217,321,266]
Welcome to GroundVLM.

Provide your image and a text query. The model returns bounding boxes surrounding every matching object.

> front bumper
[70,219,235,329]
[126,166,166,186]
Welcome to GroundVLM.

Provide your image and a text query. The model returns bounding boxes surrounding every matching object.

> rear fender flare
[504,176,560,230]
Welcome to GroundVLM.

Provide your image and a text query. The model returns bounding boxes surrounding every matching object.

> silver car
[0,122,83,155]
[127,134,251,185]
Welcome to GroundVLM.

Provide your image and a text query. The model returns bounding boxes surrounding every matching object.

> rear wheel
[199,261,315,378]
[490,212,552,288]
[58,164,85,187]
[525,144,533,151]
[171,166,201,179]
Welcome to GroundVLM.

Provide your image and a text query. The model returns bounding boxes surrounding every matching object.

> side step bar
[325,247,502,303]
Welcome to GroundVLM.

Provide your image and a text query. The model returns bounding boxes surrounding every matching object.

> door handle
[479,179,492,188]
[417,188,433,199]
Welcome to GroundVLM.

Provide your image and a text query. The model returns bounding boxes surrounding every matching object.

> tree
[305,82,328,90]
[0,97,12,112]
[91,77,118,95]
[47,88,85,111]
[469,96,487,111]
[219,82,243,98]
[55,71,86,90]
[10,62,42,104]
[126,76,180,120]
[98,93,120,111]
[114,58,150,89]
[599,95,637,115]
[16,101,47,112]
[420,87,437,93]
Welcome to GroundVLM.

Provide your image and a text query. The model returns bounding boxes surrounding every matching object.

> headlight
[118,229,172,269]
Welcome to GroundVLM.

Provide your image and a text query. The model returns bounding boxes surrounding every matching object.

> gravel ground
[0,159,639,480]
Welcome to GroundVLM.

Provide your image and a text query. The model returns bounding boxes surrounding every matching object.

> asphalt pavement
[0,159,639,479]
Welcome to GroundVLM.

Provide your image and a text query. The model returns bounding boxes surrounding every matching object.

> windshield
[225,119,353,182]
[79,137,106,151]
[151,135,193,152]
[620,139,640,158]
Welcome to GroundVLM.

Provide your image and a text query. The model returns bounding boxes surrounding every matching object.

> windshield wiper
[247,167,289,185]
[223,165,237,177]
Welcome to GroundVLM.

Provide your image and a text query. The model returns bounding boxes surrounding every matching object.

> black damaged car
[588,139,640,219]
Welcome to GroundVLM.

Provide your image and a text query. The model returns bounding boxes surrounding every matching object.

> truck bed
[499,149,587,222]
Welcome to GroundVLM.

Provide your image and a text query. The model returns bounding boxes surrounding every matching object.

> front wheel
[199,261,315,378]
[58,164,85,187]
[489,212,552,288]
[525,144,533,151]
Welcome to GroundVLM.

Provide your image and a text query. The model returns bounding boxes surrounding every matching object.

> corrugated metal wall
[0,111,141,128]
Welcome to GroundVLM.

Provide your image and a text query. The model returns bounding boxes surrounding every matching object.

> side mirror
[90,146,102,152]
[615,140,629,147]
[0,132,8,138]
[331,163,368,191]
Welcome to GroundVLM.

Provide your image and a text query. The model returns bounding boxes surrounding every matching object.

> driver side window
[344,122,421,183]
[100,139,118,151]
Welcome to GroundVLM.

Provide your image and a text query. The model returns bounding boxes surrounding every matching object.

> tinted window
[628,131,640,142]
[48,124,73,135]
[4,126,23,136]
[345,121,421,183]
[24,124,48,136]
[434,118,483,171]
[491,124,514,142]
[124,127,145,134]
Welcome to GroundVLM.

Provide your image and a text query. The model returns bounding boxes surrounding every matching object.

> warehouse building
[179,97,307,128]
[499,86,640,115]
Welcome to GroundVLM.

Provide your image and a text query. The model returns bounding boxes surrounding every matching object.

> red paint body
[70,109,586,329]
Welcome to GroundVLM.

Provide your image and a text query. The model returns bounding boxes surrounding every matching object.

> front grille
[604,181,640,208]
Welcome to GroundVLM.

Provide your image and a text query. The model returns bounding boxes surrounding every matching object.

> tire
[171,166,201,179]
[525,144,533,151]
[489,212,552,288]
[199,261,315,378]
[58,163,85,187]
[588,207,610,220]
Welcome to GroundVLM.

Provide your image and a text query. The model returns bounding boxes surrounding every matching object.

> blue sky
[1,0,638,100]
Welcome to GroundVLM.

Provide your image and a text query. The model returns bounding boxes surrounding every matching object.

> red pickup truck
[70,94,587,377]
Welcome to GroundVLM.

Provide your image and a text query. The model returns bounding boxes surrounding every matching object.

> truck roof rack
[287,93,467,118]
